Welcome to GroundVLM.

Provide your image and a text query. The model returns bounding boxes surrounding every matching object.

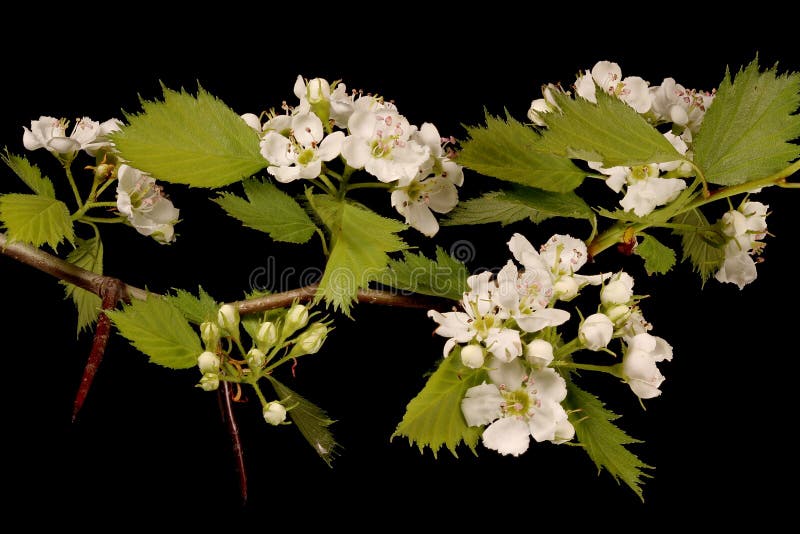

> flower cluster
[714,201,769,289]
[429,233,673,456]
[196,302,331,426]
[529,61,715,218]
[242,76,464,236]
[22,116,179,243]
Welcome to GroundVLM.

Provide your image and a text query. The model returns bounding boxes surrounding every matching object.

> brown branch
[218,381,248,505]
[0,232,453,315]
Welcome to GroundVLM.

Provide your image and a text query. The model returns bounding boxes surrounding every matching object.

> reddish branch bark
[218,381,248,504]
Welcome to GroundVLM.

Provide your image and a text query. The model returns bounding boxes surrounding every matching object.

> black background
[1,11,798,527]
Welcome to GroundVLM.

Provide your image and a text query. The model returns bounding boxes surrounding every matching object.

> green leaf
[0,193,74,249]
[538,89,682,167]
[392,350,486,458]
[444,186,594,226]
[2,150,55,197]
[694,59,800,186]
[672,209,725,284]
[107,296,202,369]
[267,376,338,467]
[564,380,652,501]
[634,234,676,275]
[62,236,104,335]
[311,194,407,315]
[384,247,469,301]
[166,286,218,324]
[112,86,266,188]
[459,113,587,192]
[214,178,317,243]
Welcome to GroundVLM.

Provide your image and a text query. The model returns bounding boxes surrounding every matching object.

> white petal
[575,73,598,102]
[22,127,43,150]
[347,110,377,139]
[404,201,439,237]
[508,233,536,264]
[620,76,652,113]
[268,165,302,183]
[461,383,503,427]
[341,136,369,169]
[241,113,262,132]
[482,417,531,456]
[487,357,525,389]
[591,61,622,90]
[529,368,567,403]
[298,160,322,180]
[316,131,345,161]
[260,132,294,165]
[427,310,473,342]
[293,75,306,101]
[552,418,575,444]
[516,308,570,332]
[485,328,522,362]
[292,112,324,146]
[416,122,442,156]
[47,137,80,154]
[441,160,464,186]
[426,179,458,214]
[528,399,565,443]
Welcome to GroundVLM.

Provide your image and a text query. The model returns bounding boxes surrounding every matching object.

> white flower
[197,351,220,373]
[579,313,614,351]
[461,357,573,455]
[601,271,635,305]
[391,123,463,236]
[622,333,672,399]
[650,78,715,133]
[493,259,570,333]
[460,345,485,369]
[293,76,355,127]
[539,234,589,276]
[241,113,263,133]
[714,201,769,289]
[23,116,110,156]
[115,164,180,243]
[575,61,652,113]
[620,310,652,340]
[527,85,558,126]
[263,402,287,425]
[83,118,122,156]
[341,102,429,183]
[591,161,686,217]
[260,111,345,183]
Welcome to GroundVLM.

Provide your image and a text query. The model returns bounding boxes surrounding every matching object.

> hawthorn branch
[0,233,453,314]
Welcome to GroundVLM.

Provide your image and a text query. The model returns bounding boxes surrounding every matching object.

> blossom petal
[528,399,566,443]
[487,357,525,389]
[269,165,302,183]
[482,417,531,456]
[426,179,458,214]
[461,383,503,427]
[529,368,567,403]
[316,131,345,161]
[292,112,324,147]
[485,328,523,362]
[508,233,536,264]
[516,308,570,333]
[427,310,473,342]
[341,136,369,169]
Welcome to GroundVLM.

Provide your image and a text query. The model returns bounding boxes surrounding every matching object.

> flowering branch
[0,232,452,314]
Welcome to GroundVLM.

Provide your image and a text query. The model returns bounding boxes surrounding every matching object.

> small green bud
[256,321,278,351]
[197,373,220,392]
[197,350,221,373]
[289,322,328,357]
[247,348,266,369]
[200,321,220,348]
[217,304,240,337]
[263,402,287,425]
[283,304,309,337]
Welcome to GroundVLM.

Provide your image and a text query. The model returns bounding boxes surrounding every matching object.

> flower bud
[525,339,554,369]
[290,323,328,357]
[283,304,309,337]
[217,304,240,337]
[197,372,219,392]
[197,351,220,373]
[601,272,634,305]
[553,276,579,300]
[460,344,485,369]
[605,304,631,325]
[579,313,614,351]
[306,78,331,104]
[263,402,287,426]
[247,348,266,369]
[256,321,278,351]
[200,321,220,348]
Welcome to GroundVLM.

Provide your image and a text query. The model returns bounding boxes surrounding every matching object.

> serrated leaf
[444,186,594,227]
[459,113,587,192]
[107,296,202,369]
[538,89,682,167]
[392,351,486,458]
[112,86,266,188]
[634,234,676,275]
[0,193,74,249]
[564,380,652,501]
[166,286,218,324]
[267,376,338,467]
[672,209,725,284]
[2,150,55,197]
[214,178,317,243]
[62,236,104,334]
[694,59,800,186]
[312,195,407,315]
[384,247,469,301]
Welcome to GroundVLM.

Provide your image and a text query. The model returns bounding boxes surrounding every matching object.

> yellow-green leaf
[62,236,104,335]
[0,193,74,249]
[2,150,55,197]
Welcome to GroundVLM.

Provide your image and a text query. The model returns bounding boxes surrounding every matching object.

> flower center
[297,148,315,166]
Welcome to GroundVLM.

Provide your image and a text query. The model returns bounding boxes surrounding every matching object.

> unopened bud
[197,351,220,373]
[247,348,266,368]
[263,402,287,425]
[283,304,309,337]
[217,304,240,337]
[605,304,631,325]
[290,322,328,357]
[525,339,554,369]
[579,313,614,351]
[200,321,220,348]
[460,344,485,369]
[256,321,278,351]
[553,276,579,300]
[197,372,219,392]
